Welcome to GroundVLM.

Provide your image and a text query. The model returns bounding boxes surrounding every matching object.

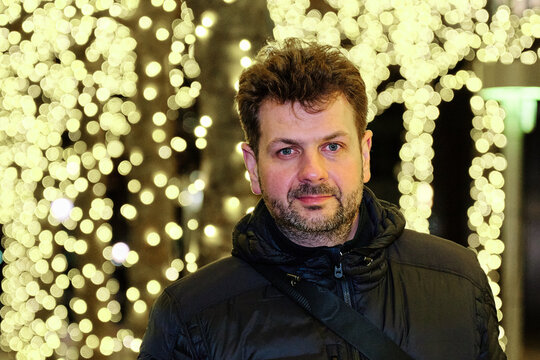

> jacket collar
[232,187,405,287]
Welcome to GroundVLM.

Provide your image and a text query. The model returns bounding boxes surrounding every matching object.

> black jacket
[139,188,506,360]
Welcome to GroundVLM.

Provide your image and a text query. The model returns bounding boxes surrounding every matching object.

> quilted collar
[232,187,405,290]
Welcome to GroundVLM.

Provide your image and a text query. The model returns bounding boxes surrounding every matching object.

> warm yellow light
[138,16,152,29]
[171,137,187,152]
[195,138,207,149]
[140,189,155,205]
[165,267,180,281]
[120,204,137,220]
[194,125,207,137]
[186,263,198,273]
[239,39,251,51]
[165,222,183,240]
[204,224,217,238]
[134,300,147,314]
[152,128,167,143]
[163,0,177,12]
[240,56,252,68]
[201,11,217,27]
[146,280,161,295]
[195,26,208,38]
[146,231,160,246]
[143,86,158,100]
[156,27,170,41]
[153,112,167,126]
[126,287,140,302]
[200,115,213,127]
[187,219,199,230]
[145,61,162,77]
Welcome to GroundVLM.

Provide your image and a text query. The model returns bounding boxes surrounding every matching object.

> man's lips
[295,195,334,205]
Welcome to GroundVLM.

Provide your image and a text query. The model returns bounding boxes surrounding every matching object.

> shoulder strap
[250,262,413,360]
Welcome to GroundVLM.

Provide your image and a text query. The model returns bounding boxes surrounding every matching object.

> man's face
[242,94,372,246]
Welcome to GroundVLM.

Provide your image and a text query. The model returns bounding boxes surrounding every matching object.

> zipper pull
[286,273,301,286]
[364,256,373,266]
[334,263,343,279]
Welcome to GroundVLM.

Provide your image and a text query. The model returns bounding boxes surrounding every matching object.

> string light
[0,0,201,358]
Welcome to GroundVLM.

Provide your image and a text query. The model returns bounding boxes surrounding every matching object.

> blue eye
[279,148,293,156]
[327,143,340,151]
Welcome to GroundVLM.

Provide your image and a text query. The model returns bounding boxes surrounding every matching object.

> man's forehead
[260,94,344,115]
[258,99,357,149]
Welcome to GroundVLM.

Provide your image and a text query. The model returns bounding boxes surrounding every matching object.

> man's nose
[298,151,328,183]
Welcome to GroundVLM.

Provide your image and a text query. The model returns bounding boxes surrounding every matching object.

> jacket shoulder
[139,257,269,359]
[388,229,486,288]
[163,255,268,321]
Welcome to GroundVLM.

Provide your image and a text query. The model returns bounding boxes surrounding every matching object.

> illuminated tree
[0,0,202,358]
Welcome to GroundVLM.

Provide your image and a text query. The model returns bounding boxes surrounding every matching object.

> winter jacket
[138,188,506,360]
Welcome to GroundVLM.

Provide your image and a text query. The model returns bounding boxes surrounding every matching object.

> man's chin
[292,201,337,217]
[290,210,341,231]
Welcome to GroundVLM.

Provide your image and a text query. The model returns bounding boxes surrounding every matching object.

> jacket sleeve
[138,290,196,360]
[477,276,507,360]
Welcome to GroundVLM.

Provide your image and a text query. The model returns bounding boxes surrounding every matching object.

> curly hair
[235,38,368,156]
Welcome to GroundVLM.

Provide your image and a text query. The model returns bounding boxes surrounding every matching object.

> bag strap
[250,262,413,360]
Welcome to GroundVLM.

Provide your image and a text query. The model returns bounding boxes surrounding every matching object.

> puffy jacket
[138,188,506,360]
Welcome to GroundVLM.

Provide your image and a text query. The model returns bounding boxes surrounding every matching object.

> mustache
[288,183,340,199]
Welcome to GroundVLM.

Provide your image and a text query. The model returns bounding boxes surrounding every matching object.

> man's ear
[361,130,373,183]
[241,143,262,195]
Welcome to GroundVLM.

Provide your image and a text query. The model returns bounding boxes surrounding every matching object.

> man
[138,38,506,360]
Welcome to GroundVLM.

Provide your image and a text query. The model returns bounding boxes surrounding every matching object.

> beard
[262,182,363,247]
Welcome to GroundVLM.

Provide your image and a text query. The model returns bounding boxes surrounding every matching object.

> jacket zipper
[333,251,361,360]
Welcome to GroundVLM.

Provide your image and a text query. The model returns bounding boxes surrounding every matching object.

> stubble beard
[263,182,363,248]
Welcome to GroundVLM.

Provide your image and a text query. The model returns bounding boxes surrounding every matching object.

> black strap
[250,262,413,360]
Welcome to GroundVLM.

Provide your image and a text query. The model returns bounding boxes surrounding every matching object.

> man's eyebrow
[268,138,301,147]
[268,131,350,148]
[322,131,349,141]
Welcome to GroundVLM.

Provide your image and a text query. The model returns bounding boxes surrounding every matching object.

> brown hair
[235,37,368,156]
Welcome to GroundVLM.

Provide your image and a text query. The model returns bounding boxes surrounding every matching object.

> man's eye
[326,143,340,151]
[278,148,293,156]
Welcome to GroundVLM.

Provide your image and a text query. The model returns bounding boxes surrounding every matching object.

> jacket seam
[387,258,486,292]
[163,289,202,360]
[196,312,212,360]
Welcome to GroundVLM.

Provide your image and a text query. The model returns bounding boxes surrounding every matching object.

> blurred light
[240,56,252,68]
[204,224,217,237]
[194,125,207,137]
[200,115,213,127]
[145,61,162,77]
[239,39,251,51]
[185,252,197,263]
[187,219,199,230]
[195,26,208,38]
[146,280,161,295]
[139,16,152,29]
[155,27,170,41]
[111,242,130,265]
[50,198,74,221]
[201,11,217,27]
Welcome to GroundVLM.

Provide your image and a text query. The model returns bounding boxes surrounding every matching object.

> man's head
[236,39,372,247]
[235,38,368,157]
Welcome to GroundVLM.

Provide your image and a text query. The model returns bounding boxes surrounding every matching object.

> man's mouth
[289,183,339,207]
[295,195,334,206]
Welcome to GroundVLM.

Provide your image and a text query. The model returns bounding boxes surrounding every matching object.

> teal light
[480,87,540,134]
